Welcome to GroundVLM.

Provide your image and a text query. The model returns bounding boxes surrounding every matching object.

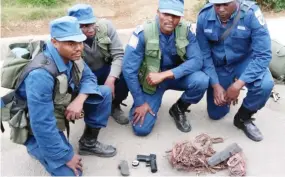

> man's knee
[207,107,230,120]
[98,85,112,105]
[99,85,112,98]
[260,78,274,96]
[133,125,153,136]
[188,71,209,91]
[131,114,156,136]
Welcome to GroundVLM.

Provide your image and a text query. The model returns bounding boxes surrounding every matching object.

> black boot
[234,105,263,142]
[111,103,129,125]
[169,99,191,132]
[78,125,117,157]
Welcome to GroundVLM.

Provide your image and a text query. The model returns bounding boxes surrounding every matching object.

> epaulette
[134,25,144,35]
[198,3,213,15]
[240,0,256,12]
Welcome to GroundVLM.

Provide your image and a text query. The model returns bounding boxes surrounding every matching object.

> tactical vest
[1,41,84,145]
[138,20,190,94]
[95,18,112,62]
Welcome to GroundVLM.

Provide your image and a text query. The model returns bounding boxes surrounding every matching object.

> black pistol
[137,154,157,173]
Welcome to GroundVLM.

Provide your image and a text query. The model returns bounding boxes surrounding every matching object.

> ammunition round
[132,160,139,167]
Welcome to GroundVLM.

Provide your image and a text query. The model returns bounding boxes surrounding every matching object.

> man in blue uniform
[68,4,129,125]
[196,0,274,142]
[13,16,116,176]
[123,0,209,136]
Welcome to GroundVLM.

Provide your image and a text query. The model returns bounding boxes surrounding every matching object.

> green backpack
[0,40,45,143]
[1,40,84,144]
[269,39,285,83]
[1,40,44,90]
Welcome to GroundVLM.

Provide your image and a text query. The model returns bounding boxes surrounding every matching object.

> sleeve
[196,15,220,85]
[239,7,272,83]
[171,28,204,79]
[25,69,74,168]
[79,61,104,104]
[106,20,124,78]
[122,30,146,107]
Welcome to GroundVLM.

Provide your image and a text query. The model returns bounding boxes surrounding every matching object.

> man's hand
[146,70,174,86]
[133,103,155,126]
[66,154,83,176]
[225,80,245,104]
[65,94,88,121]
[212,84,227,106]
[104,76,116,98]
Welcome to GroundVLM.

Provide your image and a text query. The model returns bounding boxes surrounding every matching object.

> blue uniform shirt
[123,20,203,107]
[196,3,271,85]
[17,41,102,170]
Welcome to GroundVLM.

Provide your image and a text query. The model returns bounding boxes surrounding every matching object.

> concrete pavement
[1,17,285,176]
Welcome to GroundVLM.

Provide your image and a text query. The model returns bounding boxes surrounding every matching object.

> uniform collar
[44,41,72,73]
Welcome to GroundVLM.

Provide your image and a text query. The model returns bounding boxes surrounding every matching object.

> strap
[65,119,71,140]
[1,122,4,133]
[1,90,15,105]
[15,53,58,91]
[219,5,242,42]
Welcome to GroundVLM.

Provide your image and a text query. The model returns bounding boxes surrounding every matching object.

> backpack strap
[219,6,242,42]
[15,53,59,91]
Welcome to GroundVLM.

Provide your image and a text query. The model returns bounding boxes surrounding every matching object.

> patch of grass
[1,7,67,22]
[16,0,68,7]
[1,0,75,23]
[256,0,285,12]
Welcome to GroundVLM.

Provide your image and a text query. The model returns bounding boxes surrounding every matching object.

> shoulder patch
[241,1,256,11]
[134,25,144,35]
[254,9,265,26]
[128,34,139,49]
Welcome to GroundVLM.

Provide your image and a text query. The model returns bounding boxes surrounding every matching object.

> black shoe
[78,125,117,157]
[169,99,191,132]
[234,106,263,142]
[112,103,129,125]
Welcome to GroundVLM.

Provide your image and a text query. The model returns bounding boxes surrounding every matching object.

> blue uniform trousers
[25,85,112,176]
[93,65,129,105]
[131,71,209,136]
[25,133,82,176]
[207,57,274,120]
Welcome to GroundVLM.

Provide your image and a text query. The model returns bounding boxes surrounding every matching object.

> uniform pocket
[231,30,251,53]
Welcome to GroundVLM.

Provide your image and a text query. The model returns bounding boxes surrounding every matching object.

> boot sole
[78,149,117,157]
[169,109,191,133]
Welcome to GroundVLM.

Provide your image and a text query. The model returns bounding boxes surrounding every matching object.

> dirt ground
[1,0,285,37]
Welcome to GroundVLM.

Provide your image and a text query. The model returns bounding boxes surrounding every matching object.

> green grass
[2,0,68,7]
[2,7,67,22]
[1,0,74,23]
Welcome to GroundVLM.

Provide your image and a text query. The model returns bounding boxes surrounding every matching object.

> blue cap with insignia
[159,0,184,17]
[68,4,96,24]
[50,16,86,42]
